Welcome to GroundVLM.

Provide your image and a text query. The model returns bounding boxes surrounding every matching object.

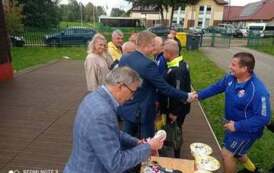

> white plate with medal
[190,142,213,156]
[195,155,220,171]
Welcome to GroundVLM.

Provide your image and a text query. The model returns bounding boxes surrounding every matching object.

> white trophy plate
[195,155,220,171]
[190,142,213,156]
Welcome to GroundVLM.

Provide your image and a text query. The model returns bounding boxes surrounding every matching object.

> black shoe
[267,121,274,133]
[237,168,261,173]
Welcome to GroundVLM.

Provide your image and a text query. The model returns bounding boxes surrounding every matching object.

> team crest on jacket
[238,89,245,97]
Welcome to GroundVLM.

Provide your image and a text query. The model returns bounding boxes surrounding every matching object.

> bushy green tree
[3,0,24,34]
[17,0,60,28]
[95,6,106,20]
[110,8,126,17]
[84,2,95,22]
[66,0,80,21]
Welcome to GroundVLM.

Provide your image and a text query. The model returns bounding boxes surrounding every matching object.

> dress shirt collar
[101,85,119,110]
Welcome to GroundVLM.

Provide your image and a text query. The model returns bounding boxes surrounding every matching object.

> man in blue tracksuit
[196,52,271,173]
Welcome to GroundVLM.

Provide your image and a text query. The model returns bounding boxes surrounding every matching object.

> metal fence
[11,23,144,47]
[200,33,232,48]
[200,32,274,48]
[247,35,274,48]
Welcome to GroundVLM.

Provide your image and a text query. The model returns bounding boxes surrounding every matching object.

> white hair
[105,66,142,86]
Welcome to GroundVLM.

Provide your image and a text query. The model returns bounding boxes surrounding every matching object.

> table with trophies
[141,130,221,173]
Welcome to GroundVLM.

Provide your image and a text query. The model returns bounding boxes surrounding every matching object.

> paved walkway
[0,60,222,172]
[201,47,274,108]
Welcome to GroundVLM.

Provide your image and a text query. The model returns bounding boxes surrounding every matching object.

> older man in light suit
[64,67,163,173]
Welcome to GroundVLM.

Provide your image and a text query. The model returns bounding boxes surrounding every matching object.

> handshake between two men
[187,91,199,103]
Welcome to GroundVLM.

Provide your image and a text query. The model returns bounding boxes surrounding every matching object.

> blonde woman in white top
[84,33,113,92]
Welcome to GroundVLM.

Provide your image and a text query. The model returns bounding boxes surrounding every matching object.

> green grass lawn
[248,37,274,57]
[11,47,86,71]
[184,50,274,172]
[250,45,274,57]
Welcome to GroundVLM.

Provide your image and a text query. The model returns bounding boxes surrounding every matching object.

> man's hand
[187,91,198,103]
[147,137,164,151]
[138,139,146,144]
[224,120,236,132]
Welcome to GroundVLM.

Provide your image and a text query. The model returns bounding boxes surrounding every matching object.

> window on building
[207,6,211,15]
[198,19,203,27]
[198,5,211,28]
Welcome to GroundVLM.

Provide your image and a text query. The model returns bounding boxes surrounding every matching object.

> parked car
[171,23,184,32]
[203,24,245,37]
[44,27,96,46]
[147,24,169,37]
[233,28,245,38]
[189,26,204,34]
[10,35,25,47]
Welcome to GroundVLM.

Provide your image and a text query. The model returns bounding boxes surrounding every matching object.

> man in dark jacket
[118,31,193,138]
[161,39,191,158]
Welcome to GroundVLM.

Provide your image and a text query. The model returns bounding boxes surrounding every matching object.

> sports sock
[242,157,256,172]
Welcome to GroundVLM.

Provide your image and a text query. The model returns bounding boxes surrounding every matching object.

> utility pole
[93,5,96,27]
[80,2,83,26]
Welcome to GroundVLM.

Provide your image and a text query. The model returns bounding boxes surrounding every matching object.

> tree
[3,0,24,34]
[17,0,61,28]
[84,2,95,22]
[127,0,167,24]
[59,4,70,21]
[127,0,200,27]
[0,0,13,80]
[187,0,200,27]
[65,0,80,21]
[168,0,200,27]
[110,8,125,17]
[96,6,106,20]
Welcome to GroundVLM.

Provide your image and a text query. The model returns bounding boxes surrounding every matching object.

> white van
[247,23,274,37]
[247,23,266,37]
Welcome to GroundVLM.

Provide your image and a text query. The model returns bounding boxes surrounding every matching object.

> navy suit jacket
[118,50,188,125]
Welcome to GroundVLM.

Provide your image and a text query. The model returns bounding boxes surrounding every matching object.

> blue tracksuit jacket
[198,73,271,140]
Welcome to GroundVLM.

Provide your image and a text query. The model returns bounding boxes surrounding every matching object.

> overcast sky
[60,0,262,11]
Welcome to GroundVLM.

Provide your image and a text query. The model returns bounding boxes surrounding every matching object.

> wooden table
[142,156,195,173]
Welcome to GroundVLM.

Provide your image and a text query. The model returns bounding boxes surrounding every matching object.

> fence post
[211,32,215,47]
[228,35,231,48]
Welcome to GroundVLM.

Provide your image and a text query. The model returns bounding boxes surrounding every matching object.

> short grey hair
[112,29,124,38]
[164,39,179,55]
[105,66,142,86]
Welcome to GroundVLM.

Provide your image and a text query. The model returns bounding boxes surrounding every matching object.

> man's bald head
[163,39,179,61]
[122,41,136,54]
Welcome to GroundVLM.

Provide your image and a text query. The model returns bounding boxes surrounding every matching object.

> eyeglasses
[122,83,137,95]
